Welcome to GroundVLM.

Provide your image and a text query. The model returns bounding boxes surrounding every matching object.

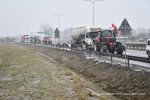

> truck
[21,35,30,43]
[42,37,52,45]
[30,36,41,44]
[146,39,150,58]
[71,26,125,55]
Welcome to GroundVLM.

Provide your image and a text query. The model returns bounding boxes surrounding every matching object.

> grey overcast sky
[0,0,150,37]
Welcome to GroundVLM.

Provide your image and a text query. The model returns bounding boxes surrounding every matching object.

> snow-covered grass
[0,43,80,99]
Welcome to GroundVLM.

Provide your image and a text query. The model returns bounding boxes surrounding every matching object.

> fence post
[99,42,101,59]
[66,45,67,51]
[111,53,112,64]
[128,56,129,67]
[81,44,83,54]
[70,40,72,52]
[89,48,91,58]
[89,43,92,58]
[99,50,100,59]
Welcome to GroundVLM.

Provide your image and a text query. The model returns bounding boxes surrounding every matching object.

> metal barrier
[21,43,150,70]
[126,43,146,50]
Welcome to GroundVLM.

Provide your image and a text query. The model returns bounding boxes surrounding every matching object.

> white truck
[21,35,30,43]
[146,39,150,58]
[71,26,101,50]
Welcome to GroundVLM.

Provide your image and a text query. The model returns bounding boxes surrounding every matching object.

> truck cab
[93,30,125,54]
[146,39,150,58]
[93,30,116,52]
[85,30,101,49]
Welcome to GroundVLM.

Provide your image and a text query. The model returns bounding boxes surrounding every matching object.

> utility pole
[53,15,64,44]
[53,15,64,33]
[83,0,104,26]
[125,18,127,67]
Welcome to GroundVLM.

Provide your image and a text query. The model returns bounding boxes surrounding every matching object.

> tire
[116,50,123,55]
[94,44,99,52]
[107,47,115,53]
[116,45,124,55]
[147,51,150,58]
[102,46,108,53]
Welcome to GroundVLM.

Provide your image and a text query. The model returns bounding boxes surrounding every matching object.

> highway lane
[124,49,148,58]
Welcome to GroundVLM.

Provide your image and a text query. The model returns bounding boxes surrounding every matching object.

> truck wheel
[116,50,123,55]
[94,44,99,52]
[147,51,150,58]
[107,47,115,53]
[116,45,124,55]
[102,46,107,53]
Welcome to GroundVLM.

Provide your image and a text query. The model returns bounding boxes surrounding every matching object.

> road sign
[55,28,60,38]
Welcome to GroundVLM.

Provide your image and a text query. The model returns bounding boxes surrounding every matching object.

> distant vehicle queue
[21,34,52,45]
[16,29,150,58]
[20,25,126,55]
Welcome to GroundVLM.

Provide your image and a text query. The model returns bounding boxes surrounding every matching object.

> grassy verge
[0,44,79,99]
[1,43,115,100]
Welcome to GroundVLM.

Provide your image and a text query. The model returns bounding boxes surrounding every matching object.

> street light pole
[92,1,95,26]
[83,0,104,26]
[53,15,64,32]
[53,15,64,44]
[125,19,127,67]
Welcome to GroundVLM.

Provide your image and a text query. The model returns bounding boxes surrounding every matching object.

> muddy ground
[27,44,150,100]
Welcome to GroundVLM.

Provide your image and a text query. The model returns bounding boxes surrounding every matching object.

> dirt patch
[27,45,150,100]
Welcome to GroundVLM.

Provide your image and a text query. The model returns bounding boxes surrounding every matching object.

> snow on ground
[84,52,150,72]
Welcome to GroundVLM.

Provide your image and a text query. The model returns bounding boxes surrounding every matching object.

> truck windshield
[102,31,114,38]
[89,32,98,38]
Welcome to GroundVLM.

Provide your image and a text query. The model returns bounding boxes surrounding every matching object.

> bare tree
[147,29,150,37]
[41,24,54,37]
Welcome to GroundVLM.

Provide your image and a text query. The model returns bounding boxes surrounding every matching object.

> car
[59,42,68,48]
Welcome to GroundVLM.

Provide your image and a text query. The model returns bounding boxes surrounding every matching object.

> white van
[146,39,150,58]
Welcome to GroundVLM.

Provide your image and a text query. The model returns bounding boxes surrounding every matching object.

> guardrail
[19,43,150,69]
[52,44,150,65]
[94,52,150,67]
[126,42,146,51]
[35,43,150,64]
